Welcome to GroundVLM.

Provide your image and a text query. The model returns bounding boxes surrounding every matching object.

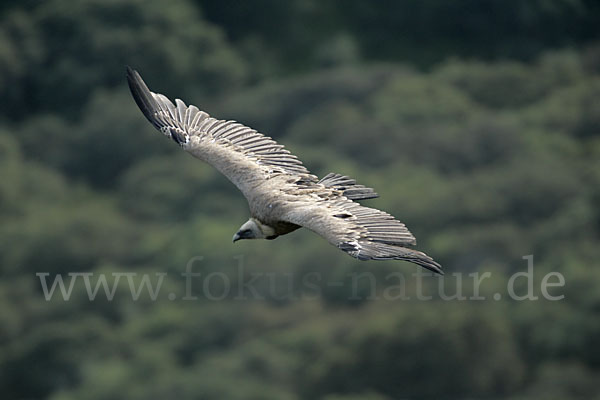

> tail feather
[318,173,379,200]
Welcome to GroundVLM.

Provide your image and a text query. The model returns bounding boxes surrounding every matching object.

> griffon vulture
[126,67,442,274]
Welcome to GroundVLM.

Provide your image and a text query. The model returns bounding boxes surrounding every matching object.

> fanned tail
[318,173,378,200]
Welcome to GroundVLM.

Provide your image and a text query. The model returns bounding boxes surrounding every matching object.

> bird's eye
[241,229,252,235]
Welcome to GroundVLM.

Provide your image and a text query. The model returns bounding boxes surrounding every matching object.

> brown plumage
[126,67,442,274]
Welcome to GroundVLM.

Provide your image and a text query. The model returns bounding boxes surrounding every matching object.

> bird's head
[233,218,276,242]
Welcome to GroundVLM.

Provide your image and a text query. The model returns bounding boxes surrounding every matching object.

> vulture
[126,67,442,274]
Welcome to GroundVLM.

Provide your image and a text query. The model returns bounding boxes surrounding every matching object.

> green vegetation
[1,0,599,399]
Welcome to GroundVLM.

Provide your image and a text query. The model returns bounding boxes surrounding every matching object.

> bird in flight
[126,67,442,274]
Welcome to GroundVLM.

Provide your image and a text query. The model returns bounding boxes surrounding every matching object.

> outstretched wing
[283,197,443,274]
[126,67,315,200]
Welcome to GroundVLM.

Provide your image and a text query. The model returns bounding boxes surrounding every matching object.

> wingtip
[125,65,137,89]
[406,260,442,275]
[432,265,444,275]
[125,65,135,78]
[419,258,444,275]
[125,66,142,89]
[125,66,162,129]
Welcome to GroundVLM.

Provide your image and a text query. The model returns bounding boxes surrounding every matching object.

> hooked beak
[232,232,241,243]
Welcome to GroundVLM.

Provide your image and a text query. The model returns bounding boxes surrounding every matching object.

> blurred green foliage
[1,0,600,399]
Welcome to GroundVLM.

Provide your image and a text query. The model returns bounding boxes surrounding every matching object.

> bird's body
[126,67,442,274]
